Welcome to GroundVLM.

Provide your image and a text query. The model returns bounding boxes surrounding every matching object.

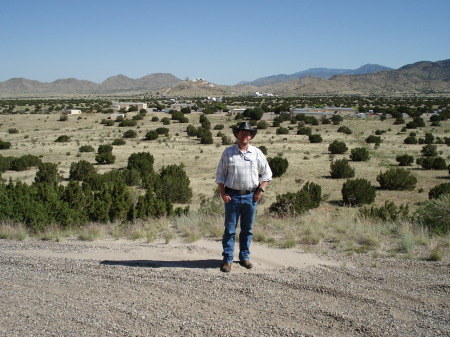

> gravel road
[1,238,448,336]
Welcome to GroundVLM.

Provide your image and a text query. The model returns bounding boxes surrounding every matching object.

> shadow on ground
[100,259,221,269]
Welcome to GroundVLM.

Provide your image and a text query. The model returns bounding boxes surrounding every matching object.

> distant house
[111,102,148,111]
[64,109,82,115]
[290,107,357,118]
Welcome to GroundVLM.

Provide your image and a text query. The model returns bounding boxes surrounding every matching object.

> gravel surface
[1,238,449,336]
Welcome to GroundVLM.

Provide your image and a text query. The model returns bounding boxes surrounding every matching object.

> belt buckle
[239,190,247,195]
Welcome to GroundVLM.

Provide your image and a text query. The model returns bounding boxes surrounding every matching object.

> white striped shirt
[215,144,272,191]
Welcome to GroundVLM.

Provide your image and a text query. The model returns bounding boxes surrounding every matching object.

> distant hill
[0,73,182,97]
[240,64,392,86]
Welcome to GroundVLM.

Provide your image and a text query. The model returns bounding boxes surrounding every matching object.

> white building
[64,109,82,115]
[111,102,148,111]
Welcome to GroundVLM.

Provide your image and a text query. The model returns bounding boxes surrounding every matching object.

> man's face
[237,130,252,144]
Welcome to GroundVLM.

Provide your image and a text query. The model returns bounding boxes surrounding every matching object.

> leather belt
[225,186,258,195]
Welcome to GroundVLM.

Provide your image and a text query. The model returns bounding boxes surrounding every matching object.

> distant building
[111,102,148,111]
[64,109,82,115]
[290,107,357,118]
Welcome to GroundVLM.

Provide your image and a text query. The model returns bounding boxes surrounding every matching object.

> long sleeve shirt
[215,144,272,191]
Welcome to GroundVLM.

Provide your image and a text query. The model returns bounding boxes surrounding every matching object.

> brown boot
[220,262,232,272]
[239,260,253,269]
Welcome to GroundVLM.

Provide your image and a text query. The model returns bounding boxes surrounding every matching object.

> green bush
[79,145,95,152]
[214,124,224,130]
[377,168,417,190]
[429,182,450,199]
[258,146,268,155]
[328,140,348,154]
[97,144,113,153]
[359,201,409,222]
[112,138,126,146]
[34,162,62,187]
[365,135,382,144]
[417,157,447,170]
[331,115,343,125]
[350,147,370,161]
[276,127,289,135]
[403,136,418,144]
[186,125,197,137]
[416,195,450,235]
[95,152,116,165]
[127,152,155,176]
[337,126,352,134]
[8,128,19,134]
[0,140,12,150]
[396,154,414,166]
[121,168,141,186]
[54,135,70,142]
[308,134,323,143]
[268,157,289,178]
[342,178,376,206]
[421,144,438,157]
[9,155,42,171]
[161,117,170,125]
[123,129,137,138]
[297,126,312,135]
[145,130,159,140]
[330,159,355,179]
[257,120,269,129]
[69,160,97,181]
[156,127,169,135]
[118,119,137,127]
[0,155,14,172]
[158,164,192,204]
[269,181,321,216]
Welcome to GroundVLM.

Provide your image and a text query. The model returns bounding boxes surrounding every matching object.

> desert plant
[337,126,352,134]
[421,144,438,157]
[328,140,348,154]
[123,129,137,138]
[415,195,450,235]
[79,145,95,152]
[342,178,376,206]
[145,130,159,140]
[127,152,155,176]
[95,152,115,165]
[308,134,323,143]
[276,127,289,135]
[54,135,70,142]
[97,144,113,154]
[359,201,409,222]
[297,126,312,135]
[69,160,96,181]
[403,135,418,144]
[8,128,19,134]
[258,146,268,155]
[377,168,417,190]
[365,135,382,144]
[396,154,414,166]
[0,140,12,150]
[269,181,321,216]
[256,120,269,129]
[34,162,62,187]
[268,157,289,178]
[330,159,355,179]
[156,127,169,135]
[429,182,450,199]
[112,138,126,146]
[350,147,370,161]
[158,164,192,204]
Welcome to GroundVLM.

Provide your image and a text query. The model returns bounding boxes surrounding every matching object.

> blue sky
[1,0,449,85]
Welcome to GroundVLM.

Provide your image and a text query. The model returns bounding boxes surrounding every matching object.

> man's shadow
[100,259,221,269]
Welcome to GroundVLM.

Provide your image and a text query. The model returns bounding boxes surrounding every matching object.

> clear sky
[1,0,449,85]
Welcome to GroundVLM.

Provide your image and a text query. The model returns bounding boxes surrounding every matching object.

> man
[215,121,272,272]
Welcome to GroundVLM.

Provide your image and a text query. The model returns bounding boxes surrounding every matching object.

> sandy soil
[1,238,449,336]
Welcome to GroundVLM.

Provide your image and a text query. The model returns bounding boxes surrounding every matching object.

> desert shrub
[308,134,323,143]
[413,116,426,127]
[54,135,70,142]
[8,128,19,134]
[429,182,450,199]
[79,145,94,152]
[145,130,159,140]
[350,147,370,161]
[59,114,68,121]
[269,181,321,216]
[199,130,213,144]
[0,155,14,172]
[9,155,42,171]
[158,164,192,204]
[186,125,197,137]
[123,129,137,138]
[127,152,155,176]
[258,146,268,155]
[276,127,289,135]
[403,135,418,144]
[111,138,126,146]
[405,121,418,129]
[69,160,96,181]
[256,120,269,129]
[377,168,417,190]
[328,140,348,154]
[330,159,355,179]
[365,135,382,144]
[221,135,233,145]
[151,116,159,122]
[415,195,450,235]
[268,157,289,178]
[97,144,113,154]
[214,124,224,130]
[132,114,143,120]
[95,152,115,165]
[321,117,331,124]
[415,157,447,170]
[423,132,435,144]
[156,127,169,135]
[394,117,405,125]
[0,140,12,150]
[161,117,171,125]
[101,119,115,126]
[421,144,438,157]
[359,201,409,222]
[34,162,62,187]
[337,126,352,134]
[331,114,343,125]
[342,178,376,206]
[118,119,137,127]
[396,154,414,166]
[297,126,312,135]
[430,157,447,170]
[121,168,141,186]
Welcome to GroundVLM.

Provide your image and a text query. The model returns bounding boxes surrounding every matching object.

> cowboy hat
[232,121,257,139]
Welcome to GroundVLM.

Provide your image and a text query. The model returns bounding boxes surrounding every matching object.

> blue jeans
[222,192,257,263]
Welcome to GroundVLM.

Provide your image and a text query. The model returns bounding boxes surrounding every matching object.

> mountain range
[0,60,449,97]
